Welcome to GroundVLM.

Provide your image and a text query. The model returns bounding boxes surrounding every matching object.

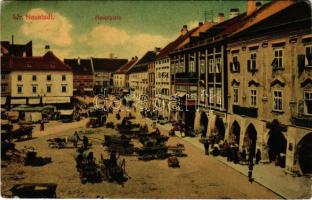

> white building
[8,51,73,106]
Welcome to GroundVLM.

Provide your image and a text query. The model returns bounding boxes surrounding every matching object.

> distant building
[113,57,138,94]
[7,51,73,108]
[128,51,156,103]
[91,57,128,95]
[1,38,32,57]
[1,39,33,107]
[64,58,93,96]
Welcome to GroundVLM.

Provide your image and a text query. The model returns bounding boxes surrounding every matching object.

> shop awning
[28,98,40,105]
[1,97,6,105]
[59,109,74,115]
[11,105,43,112]
[11,99,27,105]
[43,97,70,104]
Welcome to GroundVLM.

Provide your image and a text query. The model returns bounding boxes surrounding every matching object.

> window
[17,75,22,81]
[233,87,239,105]
[47,75,51,81]
[2,85,6,92]
[32,75,37,81]
[32,86,37,93]
[200,59,205,74]
[208,58,214,73]
[273,90,283,112]
[1,74,5,80]
[62,75,66,81]
[248,51,257,71]
[189,61,195,73]
[304,90,312,115]
[216,88,222,106]
[251,89,257,107]
[305,46,312,67]
[232,54,239,72]
[17,86,22,93]
[215,57,221,73]
[62,85,67,93]
[272,48,283,69]
[209,87,214,104]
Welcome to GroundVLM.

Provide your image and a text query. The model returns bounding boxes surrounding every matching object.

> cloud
[21,8,72,46]
[84,24,170,58]
[130,33,170,56]
[87,25,129,47]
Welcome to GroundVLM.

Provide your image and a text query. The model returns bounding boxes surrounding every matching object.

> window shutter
[247,60,251,71]
[306,54,312,66]
[298,54,305,74]
[237,62,240,72]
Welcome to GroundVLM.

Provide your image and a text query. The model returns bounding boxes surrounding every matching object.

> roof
[0,40,32,57]
[127,51,156,73]
[91,58,128,72]
[115,57,138,74]
[64,58,93,75]
[1,51,71,71]
[157,22,216,60]
[229,0,310,41]
[229,0,295,37]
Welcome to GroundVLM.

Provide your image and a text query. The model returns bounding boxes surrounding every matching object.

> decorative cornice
[248,80,260,87]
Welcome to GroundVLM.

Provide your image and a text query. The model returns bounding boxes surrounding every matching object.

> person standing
[40,120,45,131]
[203,139,210,155]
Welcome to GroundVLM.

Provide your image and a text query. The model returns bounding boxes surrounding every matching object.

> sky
[0,1,254,60]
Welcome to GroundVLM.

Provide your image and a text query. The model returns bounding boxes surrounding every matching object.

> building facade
[113,57,138,94]
[64,58,93,96]
[225,0,312,175]
[128,51,156,105]
[91,57,128,95]
[8,51,73,107]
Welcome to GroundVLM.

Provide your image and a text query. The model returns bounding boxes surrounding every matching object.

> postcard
[1,0,311,199]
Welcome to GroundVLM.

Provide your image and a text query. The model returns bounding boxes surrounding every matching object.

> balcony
[291,115,312,128]
[233,105,258,118]
[175,72,198,84]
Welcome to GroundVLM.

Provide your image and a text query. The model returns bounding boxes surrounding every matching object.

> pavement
[131,108,312,199]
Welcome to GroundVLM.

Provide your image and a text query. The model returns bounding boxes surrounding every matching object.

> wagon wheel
[156,150,166,159]
[142,154,150,161]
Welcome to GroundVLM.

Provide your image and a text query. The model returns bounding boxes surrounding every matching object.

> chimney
[45,45,50,53]
[11,35,14,44]
[256,2,262,9]
[217,13,224,23]
[109,53,114,59]
[180,25,188,36]
[154,47,161,53]
[198,22,203,26]
[247,0,257,16]
[229,8,240,19]
[78,56,81,65]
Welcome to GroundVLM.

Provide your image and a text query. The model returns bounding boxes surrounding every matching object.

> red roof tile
[115,57,138,74]
[2,51,71,71]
